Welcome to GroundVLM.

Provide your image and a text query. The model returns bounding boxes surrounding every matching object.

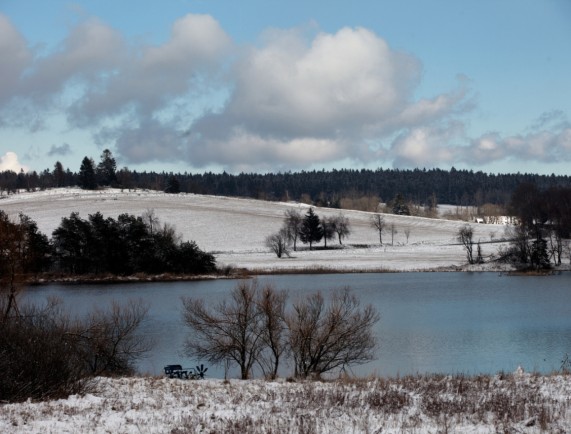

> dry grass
[2,371,571,433]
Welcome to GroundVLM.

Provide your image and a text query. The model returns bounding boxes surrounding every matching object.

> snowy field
[0,187,525,273]
[2,188,571,433]
[2,371,571,433]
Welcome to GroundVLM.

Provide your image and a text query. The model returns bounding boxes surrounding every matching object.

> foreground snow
[2,371,571,433]
[2,187,556,273]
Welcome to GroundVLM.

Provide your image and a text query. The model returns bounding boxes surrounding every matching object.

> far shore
[24,263,571,286]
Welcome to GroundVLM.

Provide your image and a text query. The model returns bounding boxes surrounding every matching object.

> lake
[23,272,571,379]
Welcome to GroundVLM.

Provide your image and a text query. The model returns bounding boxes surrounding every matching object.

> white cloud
[0,152,28,172]
[0,15,31,103]
[390,123,464,168]
[465,126,571,164]
[0,12,567,172]
[68,14,232,127]
[186,26,469,170]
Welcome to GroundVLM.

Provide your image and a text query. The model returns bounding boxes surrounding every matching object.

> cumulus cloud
[0,12,567,172]
[390,122,465,168]
[186,26,470,170]
[95,117,187,164]
[465,125,571,164]
[68,14,232,127]
[0,152,28,172]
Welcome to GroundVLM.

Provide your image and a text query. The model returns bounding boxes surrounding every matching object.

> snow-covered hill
[0,187,515,272]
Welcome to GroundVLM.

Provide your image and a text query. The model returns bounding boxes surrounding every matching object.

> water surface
[24,272,571,378]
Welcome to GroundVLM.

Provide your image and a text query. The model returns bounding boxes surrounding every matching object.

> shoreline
[24,263,570,286]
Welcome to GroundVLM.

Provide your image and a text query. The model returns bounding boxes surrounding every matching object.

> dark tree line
[4,157,571,208]
[1,210,216,278]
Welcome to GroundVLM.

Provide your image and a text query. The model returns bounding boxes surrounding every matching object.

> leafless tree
[321,216,336,248]
[286,288,380,379]
[73,299,152,375]
[283,209,303,251]
[564,240,571,265]
[0,211,26,320]
[457,224,475,264]
[182,281,265,379]
[141,208,160,235]
[331,214,351,245]
[0,297,151,402]
[547,228,563,265]
[370,214,386,245]
[389,223,398,245]
[256,285,288,379]
[404,228,411,244]
[265,229,291,258]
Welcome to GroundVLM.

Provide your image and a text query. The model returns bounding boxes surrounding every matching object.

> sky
[0,0,570,176]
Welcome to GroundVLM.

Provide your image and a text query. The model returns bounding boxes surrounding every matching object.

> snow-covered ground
[2,371,571,433]
[2,188,571,433]
[0,187,534,273]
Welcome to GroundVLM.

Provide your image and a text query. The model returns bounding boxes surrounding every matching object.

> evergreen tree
[391,193,410,215]
[53,161,65,187]
[78,157,97,190]
[299,208,323,250]
[96,149,117,186]
[530,238,551,270]
[165,176,180,194]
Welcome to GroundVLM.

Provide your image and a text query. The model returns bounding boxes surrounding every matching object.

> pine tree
[53,161,65,187]
[78,157,97,190]
[165,176,180,194]
[96,149,117,186]
[299,208,323,250]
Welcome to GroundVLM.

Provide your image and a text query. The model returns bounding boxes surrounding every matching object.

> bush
[0,298,151,403]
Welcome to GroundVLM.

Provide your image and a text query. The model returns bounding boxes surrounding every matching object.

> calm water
[23,272,571,378]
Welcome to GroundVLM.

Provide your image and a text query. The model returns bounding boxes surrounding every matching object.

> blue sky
[1,0,570,175]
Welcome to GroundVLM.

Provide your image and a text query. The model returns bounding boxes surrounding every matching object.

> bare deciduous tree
[370,214,386,245]
[0,297,151,402]
[389,223,398,245]
[404,228,411,244]
[74,299,152,375]
[457,224,475,264]
[332,214,351,245]
[283,209,303,251]
[141,208,160,235]
[182,281,265,379]
[321,216,336,248]
[257,285,288,380]
[287,288,379,379]
[265,229,291,258]
[0,211,26,320]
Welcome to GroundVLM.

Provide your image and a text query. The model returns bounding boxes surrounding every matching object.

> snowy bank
[2,371,571,433]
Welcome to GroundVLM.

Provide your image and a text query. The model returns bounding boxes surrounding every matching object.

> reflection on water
[23,272,571,378]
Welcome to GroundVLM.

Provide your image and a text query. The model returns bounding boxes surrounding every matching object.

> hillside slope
[1,188,511,272]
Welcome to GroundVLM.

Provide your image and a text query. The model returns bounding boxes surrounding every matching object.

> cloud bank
[0,13,568,172]
[0,152,28,172]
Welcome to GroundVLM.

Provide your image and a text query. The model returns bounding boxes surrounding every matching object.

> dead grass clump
[366,388,411,413]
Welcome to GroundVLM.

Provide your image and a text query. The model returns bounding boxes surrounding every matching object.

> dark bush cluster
[499,184,571,270]
[0,299,150,403]
[0,209,215,279]
[52,211,216,275]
